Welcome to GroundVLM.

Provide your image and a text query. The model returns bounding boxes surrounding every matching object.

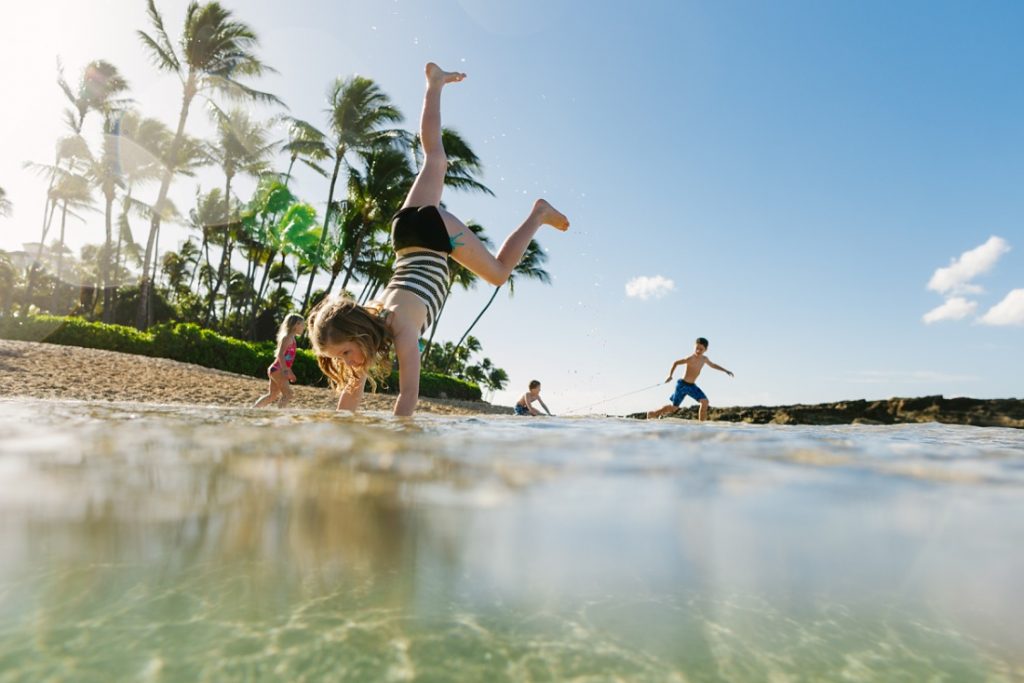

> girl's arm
[337,372,366,411]
[393,333,421,417]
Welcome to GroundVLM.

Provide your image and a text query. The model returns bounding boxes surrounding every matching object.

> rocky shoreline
[629,395,1024,429]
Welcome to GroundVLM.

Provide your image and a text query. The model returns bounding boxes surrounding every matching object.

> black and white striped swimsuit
[384,250,449,332]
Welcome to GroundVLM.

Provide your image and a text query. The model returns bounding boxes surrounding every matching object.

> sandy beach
[0,340,512,415]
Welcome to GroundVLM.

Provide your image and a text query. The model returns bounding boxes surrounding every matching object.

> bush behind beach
[0,316,481,400]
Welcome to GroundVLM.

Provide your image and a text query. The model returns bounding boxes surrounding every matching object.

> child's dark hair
[306,296,392,393]
[529,380,541,390]
[696,337,709,348]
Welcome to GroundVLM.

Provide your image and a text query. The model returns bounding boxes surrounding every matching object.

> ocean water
[0,398,1022,682]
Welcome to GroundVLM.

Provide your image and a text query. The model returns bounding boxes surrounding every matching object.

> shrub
[380,370,481,401]
[0,315,152,355]
[0,316,481,400]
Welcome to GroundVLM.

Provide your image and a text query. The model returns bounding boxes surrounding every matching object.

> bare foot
[533,199,570,231]
[426,62,466,87]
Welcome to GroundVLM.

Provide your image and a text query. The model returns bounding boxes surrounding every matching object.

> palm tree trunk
[301,152,343,313]
[50,200,71,315]
[323,270,339,298]
[204,173,234,325]
[148,220,162,328]
[337,228,364,294]
[137,72,196,329]
[23,198,57,315]
[101,191,115,322]
[444,285,502,374]
[112,188,133,316]
[283,155,296,187]
[187,233,208,291]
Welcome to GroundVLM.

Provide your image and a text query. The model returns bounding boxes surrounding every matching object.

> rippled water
[0,398,1022,682]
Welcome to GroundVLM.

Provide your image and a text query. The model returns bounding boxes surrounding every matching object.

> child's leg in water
[402,62,465,210]
[254,376,282,408]
[277,378,294,408]
[646,404,676,419]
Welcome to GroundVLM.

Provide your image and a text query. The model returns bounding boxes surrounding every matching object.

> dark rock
[632,396,1023,429]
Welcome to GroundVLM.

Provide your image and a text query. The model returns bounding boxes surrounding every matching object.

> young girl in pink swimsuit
[253,314,305,409]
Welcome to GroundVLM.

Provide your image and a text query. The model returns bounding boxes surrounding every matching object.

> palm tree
[444,239,550,374]
[0,187,10,217]
[110,111,173,312]
[411,128,494,198]
[184,187,226,293]
[26,56,128,316]
[299,75,404,313]
[57,59,131,134]
[136,0,281,328]
[332,142,414,295]
[0,250,18,317]
[202,106,277,324]
[55,60,130,313]
[280,117,330,185]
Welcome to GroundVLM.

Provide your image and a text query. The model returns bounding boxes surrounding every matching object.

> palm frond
[137,31,180,74]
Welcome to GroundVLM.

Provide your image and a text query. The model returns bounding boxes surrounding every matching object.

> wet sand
[0,340,511,415]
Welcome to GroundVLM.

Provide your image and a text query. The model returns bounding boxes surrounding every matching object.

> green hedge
[0,315,480,400]
[0,315,152,355]
[381,371,482,401]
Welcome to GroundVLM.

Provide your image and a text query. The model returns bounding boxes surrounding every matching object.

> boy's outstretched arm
[665,357,690,382]
[538,397,553,416]
[706,359,735,377]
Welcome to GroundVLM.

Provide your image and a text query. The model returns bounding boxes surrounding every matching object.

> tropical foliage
[0,1,554,398]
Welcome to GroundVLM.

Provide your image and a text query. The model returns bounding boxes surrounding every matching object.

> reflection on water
[0,399,1022,681]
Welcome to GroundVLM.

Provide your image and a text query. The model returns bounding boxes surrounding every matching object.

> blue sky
[1,0,1021,413]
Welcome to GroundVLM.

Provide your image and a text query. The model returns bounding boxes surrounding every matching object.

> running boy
[647,337,733,421]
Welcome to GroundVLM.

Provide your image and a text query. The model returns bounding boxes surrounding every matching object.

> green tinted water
[0,399,1021,681]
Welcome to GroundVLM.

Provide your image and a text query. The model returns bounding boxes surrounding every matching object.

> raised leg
[402,63,466,209]
[441,200,569,287]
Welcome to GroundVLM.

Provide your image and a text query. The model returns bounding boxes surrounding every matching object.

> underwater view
[0,398,1022,681]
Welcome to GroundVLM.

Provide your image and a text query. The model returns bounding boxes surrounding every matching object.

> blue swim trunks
[669,380,707,407]
[514,403,531,416]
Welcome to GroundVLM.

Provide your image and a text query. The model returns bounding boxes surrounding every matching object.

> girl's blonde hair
[277,313,305,345]
[306,297,392,393]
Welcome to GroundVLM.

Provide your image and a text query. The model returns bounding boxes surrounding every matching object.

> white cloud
[927,236,1010,295]
[979,289,1024,326]
[625,275,675,300]
[922,297,977,324]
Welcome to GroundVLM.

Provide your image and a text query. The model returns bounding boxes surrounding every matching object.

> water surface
[1,399,1022,682]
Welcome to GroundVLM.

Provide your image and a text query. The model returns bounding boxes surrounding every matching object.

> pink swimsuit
[269,340,296,374]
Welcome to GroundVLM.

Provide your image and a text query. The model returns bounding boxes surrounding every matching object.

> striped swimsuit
[383,250,449,332]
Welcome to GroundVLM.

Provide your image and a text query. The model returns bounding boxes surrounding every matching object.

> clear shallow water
[0,399,1022,682]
